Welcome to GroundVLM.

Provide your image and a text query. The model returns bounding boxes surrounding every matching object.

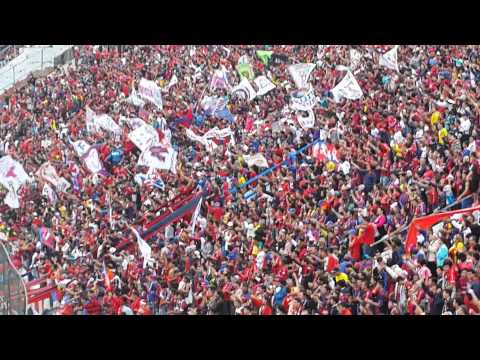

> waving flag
[190,196,203,236]
[231,78,257,101]
[312,142,338,162]
[288,63,315,89]
[92,114,122,136]
[130,226,152,269]
[38,226,56,250]
[297,109,315,130]
[210,67,230,90]
[81,146,105,175]
[256,50,273,65]
[134,171,166,190]
[127,87,146,107]
[138,78,163,109]
[128,123,160,152]
[215,106,235,124]
[379,45,399,72]
[350,49,362,72]
[36,162,70,193]
[138,146,178,174]
[243,153,269,168]
[42,183,58,204]
[0,156,32,209]
[331,71,363,102]
[254,76,276,96]
[236,63,254,80]
[201,96,228,116]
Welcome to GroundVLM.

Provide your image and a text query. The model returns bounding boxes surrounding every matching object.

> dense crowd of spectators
[0,45,480,315]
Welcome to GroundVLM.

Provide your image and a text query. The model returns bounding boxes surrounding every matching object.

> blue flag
[215,106,235,124]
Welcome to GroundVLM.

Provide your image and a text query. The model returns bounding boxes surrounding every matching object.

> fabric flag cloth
[130,226,152,269]
[288,63,316,89]
[236,63,254,80]
[92,114,123,136]
[185,127,235,153]
[201,96,229,116]
[38,226,56,250]
[165,74,178,91]
[379,45,399,72]
[254,76,276,96]
[312,142,337,162]
[134,171,166,191]
[215,106,235,124]
[243,153,269,168]
[127,87,146,107]
[36,162,70,193]
[256,50,273,65]
[138,78,163,109]
[297,109,315,130]
[210,67,230,90]
[70,139,90,157]
[231,78,257,101]
[290,85,317,111]
[120,116,146,130]
[350,49,362,72]
[81,146,105,174]
[42,183,58,204]
[331,71,363,102]
[137,145,178,174]
[404,205,480,254]
[0,156,32,209]
[85,107,96,133]
[128,123,160,152]
[142,193,204,241]
[190,196,203,236]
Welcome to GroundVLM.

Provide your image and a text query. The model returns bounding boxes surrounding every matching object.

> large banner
[290,85,317,111]
[254,76,276,96]
[185,127,235,152]
[331,71,363,102]
[128,123,160,152]
[127,87,146,107]
[138,78,163,109]
[0,156,32,209]
[288,63,315,89]
[379,45,399,72]
[231,78,257,101]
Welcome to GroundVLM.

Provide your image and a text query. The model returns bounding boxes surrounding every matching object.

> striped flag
[190,197,203,236]
[38,226,56,250]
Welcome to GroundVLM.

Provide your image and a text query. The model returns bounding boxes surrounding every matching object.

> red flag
[405,205,480,254]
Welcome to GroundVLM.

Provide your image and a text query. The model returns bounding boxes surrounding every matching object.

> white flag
[138,145,178,174]
[0,156,32,209]
[254,76,276,96]
[243,153,269,168]
[130,227,152,269]
[138,78,163,109]
[128,123,160,152]
[190,197,203,236]
[379,45,399,72]
[297,109,315,130]
[42,183,58,204]
[165,74,178,91]
[127,87,146,107]
[92,114,122,136]
[350,49,362,72]
[36,162,70,193]
[71,139,90,157]
[231,78,257,101]
[290,85,317,111]
[85,107,97,132]
[331,71,363,102]
[120,116,146,130]
[288,63,316,89]
[81,147,104,174]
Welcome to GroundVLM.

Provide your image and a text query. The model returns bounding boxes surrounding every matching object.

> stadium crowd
[1,45,480,315]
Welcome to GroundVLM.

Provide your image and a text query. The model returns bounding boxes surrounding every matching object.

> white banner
[288,63,316,89]
[0,156,32,209]
[36,162,71,193]
[138,146,178,174]
[201,96,228,115]
[331,71,363,102]
[138,78,163,109]
[120,116,146,130]
[231,78,257,101]
[243,153,269,168]
[82,147,104,174]
[93,114,122,136]
[290,85,317,111]
[185,127,235,153]
[254,76,276,96]
[297,109,315,130]
[128,124,160,152]
[379,45,399,72]
[165,74,178,91]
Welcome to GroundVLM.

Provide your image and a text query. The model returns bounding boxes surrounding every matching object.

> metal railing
[0,241,28,315]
